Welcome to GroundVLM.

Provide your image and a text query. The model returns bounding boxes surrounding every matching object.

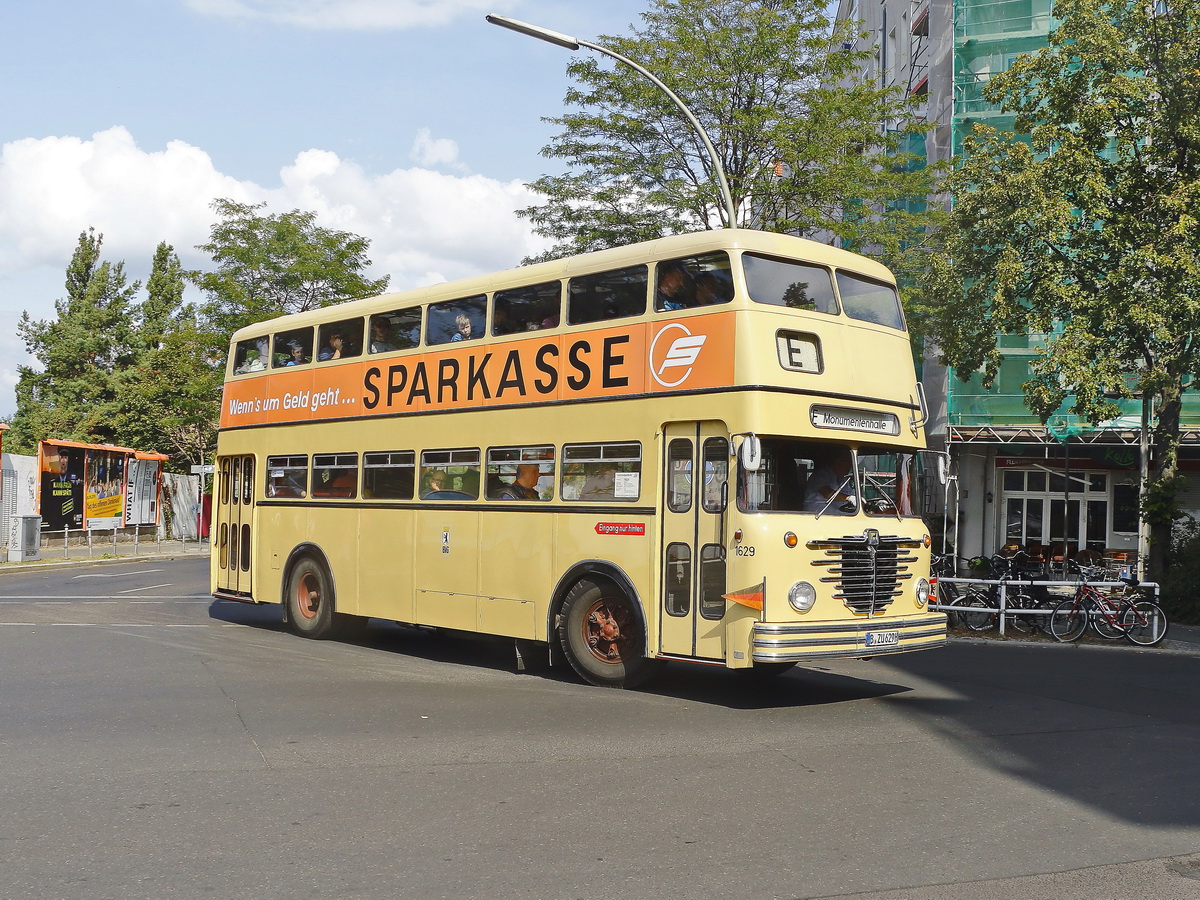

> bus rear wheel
[558,578,662,688]
[286,556,337,639]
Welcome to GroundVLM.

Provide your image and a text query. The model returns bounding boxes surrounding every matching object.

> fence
[933,576,1161,636]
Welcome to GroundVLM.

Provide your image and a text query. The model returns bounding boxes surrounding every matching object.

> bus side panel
[355,508,416,623]
[413,508,480,631]
[477,511,553,640]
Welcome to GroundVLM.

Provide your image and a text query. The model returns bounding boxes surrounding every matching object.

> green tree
[915,0,1200,579]
[10,229,140,452]
[519,0,938,272]
[192,199,390,346]
[116,244,222,470]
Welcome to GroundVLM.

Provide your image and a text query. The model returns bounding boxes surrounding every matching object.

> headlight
[788,581,817,612]
[915,578,930,608]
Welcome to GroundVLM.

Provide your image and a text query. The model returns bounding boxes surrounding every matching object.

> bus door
[659,423,729,660]
[215,455,254,595]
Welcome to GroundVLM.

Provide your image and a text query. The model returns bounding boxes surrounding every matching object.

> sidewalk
[0,539,210,574]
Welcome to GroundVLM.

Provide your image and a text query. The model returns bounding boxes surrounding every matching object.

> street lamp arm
[486,13,738,228]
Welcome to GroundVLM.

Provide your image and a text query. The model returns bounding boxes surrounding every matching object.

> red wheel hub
[296,573,321,620]
[583,599,635,663]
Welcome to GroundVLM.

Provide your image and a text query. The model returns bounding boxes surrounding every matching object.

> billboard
[37,441,167,531]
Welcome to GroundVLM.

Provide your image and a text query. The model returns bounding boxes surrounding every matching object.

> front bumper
[752,612,947,662]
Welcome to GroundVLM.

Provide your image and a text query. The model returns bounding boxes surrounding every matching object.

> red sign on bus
[594,522,646,536]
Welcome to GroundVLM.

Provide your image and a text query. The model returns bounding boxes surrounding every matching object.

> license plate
[864,631,899,648]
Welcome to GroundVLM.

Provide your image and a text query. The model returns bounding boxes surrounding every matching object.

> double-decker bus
[212,229,945,687]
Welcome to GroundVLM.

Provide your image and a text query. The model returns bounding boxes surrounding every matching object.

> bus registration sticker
[864,631,899,648]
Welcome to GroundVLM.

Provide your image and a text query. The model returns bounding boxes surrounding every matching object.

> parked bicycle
[956,553,1049,634]
[1047,561,1168,646]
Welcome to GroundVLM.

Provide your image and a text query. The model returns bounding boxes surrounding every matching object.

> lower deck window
[561,442,641,502]
[311,453,358,498]
[266,455,308,498]
[420,449,481,499]
[363,451,415,500]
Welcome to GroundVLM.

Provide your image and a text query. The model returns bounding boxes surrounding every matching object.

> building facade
[833,0,1200,571]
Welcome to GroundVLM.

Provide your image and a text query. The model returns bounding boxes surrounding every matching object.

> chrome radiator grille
[809,531,919,614]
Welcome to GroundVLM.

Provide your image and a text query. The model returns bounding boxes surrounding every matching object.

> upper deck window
[742,254,837,314]
[232,337,269,374]
[316,318,364,362]
[654,252,733,311]
[427,296,486,345]
[568,265,648,325]
[836,272,905,330]
[369,308,421,353]
[272,328,314,368]
[493,282,562,335]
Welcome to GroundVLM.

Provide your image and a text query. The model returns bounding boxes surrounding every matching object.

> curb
[0,546,210,576]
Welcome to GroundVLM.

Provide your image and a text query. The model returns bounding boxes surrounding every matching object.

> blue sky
[0,0,651,417]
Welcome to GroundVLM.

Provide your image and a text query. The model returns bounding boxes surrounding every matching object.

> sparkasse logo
[649,323,707,388]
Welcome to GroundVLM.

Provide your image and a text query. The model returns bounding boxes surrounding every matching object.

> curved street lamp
[486,13,738,228]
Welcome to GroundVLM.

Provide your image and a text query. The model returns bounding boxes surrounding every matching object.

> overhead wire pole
[485,14,739,229]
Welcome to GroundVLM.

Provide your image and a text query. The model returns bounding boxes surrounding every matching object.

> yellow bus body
[212,228,946,686]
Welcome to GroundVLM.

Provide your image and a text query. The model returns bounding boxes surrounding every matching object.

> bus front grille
[809,531,920,615]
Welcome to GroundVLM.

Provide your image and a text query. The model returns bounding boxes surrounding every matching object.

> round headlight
[915,578,930,608]
[788,581,817,612]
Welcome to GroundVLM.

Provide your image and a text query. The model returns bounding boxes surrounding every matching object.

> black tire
[557,578,663,688]
[285,556,338,639]
[959,588,996,632]
[1122,601,1169,647]
[1049,598,1087,642]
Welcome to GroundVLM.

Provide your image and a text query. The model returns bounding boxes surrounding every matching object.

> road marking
[118,583,174,593]
[0,622,234,628]
[72,569,164,579]
[0,596,210,602]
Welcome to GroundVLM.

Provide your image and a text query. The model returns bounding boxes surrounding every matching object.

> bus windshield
[737,438,856,515]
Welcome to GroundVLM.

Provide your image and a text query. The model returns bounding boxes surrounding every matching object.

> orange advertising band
[221,314,735,429]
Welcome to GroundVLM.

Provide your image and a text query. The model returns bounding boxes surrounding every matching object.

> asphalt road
[1,556,1199,900]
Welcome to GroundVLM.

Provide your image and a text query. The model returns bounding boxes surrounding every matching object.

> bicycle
[1048,562,1169,646]
[956,553,1043,633]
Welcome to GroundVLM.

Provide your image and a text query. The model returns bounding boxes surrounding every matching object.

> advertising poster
[85,449,126,529]
[124,457,162,526]
[38,443,84,531]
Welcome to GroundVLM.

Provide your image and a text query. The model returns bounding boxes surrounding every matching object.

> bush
[1162,518,1200,624]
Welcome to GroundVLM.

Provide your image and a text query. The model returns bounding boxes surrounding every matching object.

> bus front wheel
[286,556,337,639]
[558,578,662,689]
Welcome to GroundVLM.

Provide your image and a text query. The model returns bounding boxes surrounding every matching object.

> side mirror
[738,434,762,472]
[936,454,948,486]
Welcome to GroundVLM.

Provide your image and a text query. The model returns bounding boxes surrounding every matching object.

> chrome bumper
[752,613,947,662]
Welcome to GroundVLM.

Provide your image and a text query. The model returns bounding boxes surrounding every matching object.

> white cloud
[183,0,510,29]
[410,128,463,169]
[0,126,550,416]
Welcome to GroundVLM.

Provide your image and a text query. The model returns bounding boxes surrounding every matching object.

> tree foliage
[519,0,939,272]
[192,199,389,344]
[914,0,1200,578]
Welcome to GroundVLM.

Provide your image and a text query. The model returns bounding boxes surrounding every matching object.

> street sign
[190,465,215,475]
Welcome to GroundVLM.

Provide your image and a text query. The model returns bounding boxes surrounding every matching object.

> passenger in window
[802,447,856,512]
[284,340,308,366]
[656,261,697,311]
[370,320,396,353]
[318,331,346,361]
[420,470,446,497]
[451,314,473,342]
[695,271,733,305]
[497,465,541,500]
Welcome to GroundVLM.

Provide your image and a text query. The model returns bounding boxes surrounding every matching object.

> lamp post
[485,13,739,229]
